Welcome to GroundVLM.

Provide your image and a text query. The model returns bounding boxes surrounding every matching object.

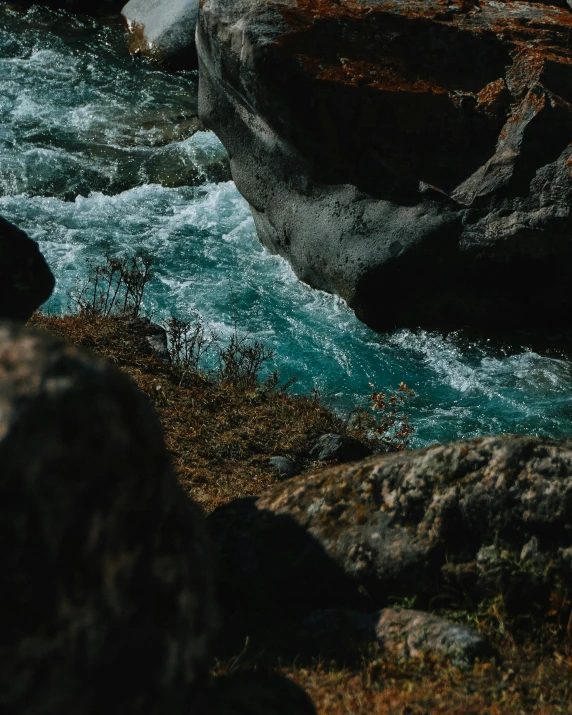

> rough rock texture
[300,608,491,667]
[309,433,373,463]
[0,322,216,715]
[209,435,572,623]
[0,216,54,320]
[122,0,199,69]
[198,0,572,332]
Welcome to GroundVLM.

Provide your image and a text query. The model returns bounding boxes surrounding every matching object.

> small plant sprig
[368,381,415,450]
[70,253,152,319]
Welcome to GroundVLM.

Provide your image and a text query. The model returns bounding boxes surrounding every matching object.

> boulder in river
[209,435,572,626]
[0,322,216,715]
[0,216,54,320]
[198,0,572,333]
[122,0,199,69]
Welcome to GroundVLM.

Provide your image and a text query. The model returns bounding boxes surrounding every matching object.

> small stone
[375,609,492,668]
[309,433,372,463]
[269,456,300,479]
[298,608,491,668]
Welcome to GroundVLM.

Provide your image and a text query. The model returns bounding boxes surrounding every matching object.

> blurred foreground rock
[0,322,216,714]
[0,216,54,320]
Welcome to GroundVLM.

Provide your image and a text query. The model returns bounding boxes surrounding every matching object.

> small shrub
[167,315,213,386]
[70,253,153,318]
[214,331,275,389]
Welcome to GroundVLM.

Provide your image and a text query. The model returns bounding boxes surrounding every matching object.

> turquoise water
[2,3,572,447]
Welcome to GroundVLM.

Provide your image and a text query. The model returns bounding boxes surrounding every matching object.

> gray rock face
[198,0,572,333]
[209,436,572,621]
[0,216,54,320]
[122,0,199,69]
[300,608,491,668]
[0,323,216,715]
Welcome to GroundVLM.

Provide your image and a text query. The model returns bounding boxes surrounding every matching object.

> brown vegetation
[29,265,572,712]
[30,310,351,512]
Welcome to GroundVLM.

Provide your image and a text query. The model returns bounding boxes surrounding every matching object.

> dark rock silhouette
[0,322,217,715]
[0,216,54,320]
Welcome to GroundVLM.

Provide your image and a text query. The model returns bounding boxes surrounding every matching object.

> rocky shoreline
[2,2,572,713]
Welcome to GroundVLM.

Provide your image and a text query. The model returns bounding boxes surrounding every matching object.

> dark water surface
[2,3,572,446]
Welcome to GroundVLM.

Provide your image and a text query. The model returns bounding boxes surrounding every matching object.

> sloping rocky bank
[2,216,572,711]
[197,0,572,333]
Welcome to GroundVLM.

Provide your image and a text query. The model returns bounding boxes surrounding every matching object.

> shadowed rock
[309,433,373,464]
[0,216,54,320]
[205,671,317,715]
[0,322,216,715]
[299,608,492,668]
[210,436,572,620]
[198,0,572,333]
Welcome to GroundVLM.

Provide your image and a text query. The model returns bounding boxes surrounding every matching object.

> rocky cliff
[198,0,572,332]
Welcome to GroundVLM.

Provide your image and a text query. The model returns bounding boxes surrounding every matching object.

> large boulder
[209,436,572,625]
[122,0,200,69]
[0,322,217,715]
[0,216,54,320]
[198,0,572,333]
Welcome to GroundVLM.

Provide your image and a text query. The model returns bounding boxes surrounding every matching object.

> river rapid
[2,3,572,447]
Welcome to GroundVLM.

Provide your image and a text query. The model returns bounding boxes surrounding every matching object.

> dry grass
[30,311,572,714]
[29,312,350,512]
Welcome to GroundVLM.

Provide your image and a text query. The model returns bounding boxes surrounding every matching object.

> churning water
[2,3,572,446]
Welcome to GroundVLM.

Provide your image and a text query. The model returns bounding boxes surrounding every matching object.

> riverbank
[30,308,572,715]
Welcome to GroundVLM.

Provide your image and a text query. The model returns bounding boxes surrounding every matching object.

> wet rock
[309,433,372,463]
[0,322,217,715]
[198,0,572,333]
[0,216,54,320]
[269,456,300,479]
[122,0,199,69]
[210,436,572,619]
[299,608,491,668]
